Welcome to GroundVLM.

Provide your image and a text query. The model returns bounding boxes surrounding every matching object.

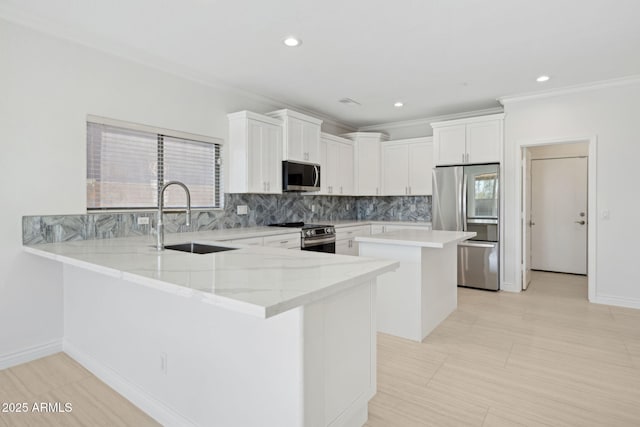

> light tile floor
[1,271,639,426]
[367,271,640,426]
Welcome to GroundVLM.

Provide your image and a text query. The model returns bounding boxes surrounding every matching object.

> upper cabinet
[341,132,390,196]
[227,111,283,194]
[381,137,433,196]
[431,114,504,165]
[266,109,322,164]
[320,133,354,196]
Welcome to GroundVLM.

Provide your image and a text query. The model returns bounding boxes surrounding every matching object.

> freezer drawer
[457,241,499,291]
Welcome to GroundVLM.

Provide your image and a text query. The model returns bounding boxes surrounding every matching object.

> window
[87,116,223,210]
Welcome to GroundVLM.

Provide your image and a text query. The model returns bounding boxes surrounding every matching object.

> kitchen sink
[164,243,238,254]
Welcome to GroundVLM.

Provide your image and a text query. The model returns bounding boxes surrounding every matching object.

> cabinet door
[356,142,381,196]
[335,239,351,255]
[263,123,282,193]
[325,140,338,194]
[382,143,409,195]
[408,142,433,195]
[336,142,354,195]
[319,138,329,194]
[247,120,265,193]
[466,120,501,163]
[434,125,466,165]
[286,118,305,162]
[303,121,321,163]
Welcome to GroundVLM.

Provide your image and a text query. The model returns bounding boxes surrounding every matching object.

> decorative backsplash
[22,193,431,244]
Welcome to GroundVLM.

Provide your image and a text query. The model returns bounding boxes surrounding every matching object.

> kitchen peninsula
[357,229,476,342]
[24,232,398,427]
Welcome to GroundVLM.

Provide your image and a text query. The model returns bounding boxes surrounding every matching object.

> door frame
[515,136,597,300]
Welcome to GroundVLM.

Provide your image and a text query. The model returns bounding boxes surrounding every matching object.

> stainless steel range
[269,222,336,253]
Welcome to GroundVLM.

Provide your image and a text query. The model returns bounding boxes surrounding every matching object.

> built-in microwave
[282,161,320,192]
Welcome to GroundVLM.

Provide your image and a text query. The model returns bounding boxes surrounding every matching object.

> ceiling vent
[338,98,361,106]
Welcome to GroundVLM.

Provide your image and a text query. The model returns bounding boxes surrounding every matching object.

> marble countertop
[356,229,476,248]
[24,233,398,319]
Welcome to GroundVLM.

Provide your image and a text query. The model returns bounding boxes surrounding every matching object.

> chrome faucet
[157,181,191,251]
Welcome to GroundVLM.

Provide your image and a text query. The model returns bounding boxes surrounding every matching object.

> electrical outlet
[137,217,150,225]
[346,204,350,210]
[237,205,248,215]
[311,205,316,213]
[410,204,416,212]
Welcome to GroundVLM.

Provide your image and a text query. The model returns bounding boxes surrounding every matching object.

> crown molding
[357,107,504,132]
[498,75,640,105]
[0,10,355,132]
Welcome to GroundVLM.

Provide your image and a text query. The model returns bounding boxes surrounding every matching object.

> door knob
[575,220,586,225]
[529,220,535,226]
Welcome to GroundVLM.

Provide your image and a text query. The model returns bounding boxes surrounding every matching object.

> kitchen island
[356,229,475,342]
[24,234,398,427]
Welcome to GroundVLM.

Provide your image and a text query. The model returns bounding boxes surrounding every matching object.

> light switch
[137,217,150,225]
[237,205,248,215]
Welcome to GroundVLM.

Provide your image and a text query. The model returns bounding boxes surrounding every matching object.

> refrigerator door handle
[458,242,497,249]
[461,171,468,231]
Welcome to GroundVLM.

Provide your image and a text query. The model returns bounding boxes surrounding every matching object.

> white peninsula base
[63,265,376,427]
[357,230,475,342]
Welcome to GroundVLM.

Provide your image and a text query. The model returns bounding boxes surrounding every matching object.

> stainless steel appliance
[282,161,320,192]
[432,163,500,290]
[269,222,336,253]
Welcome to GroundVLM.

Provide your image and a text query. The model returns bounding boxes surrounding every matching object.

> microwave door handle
[313,165,319,187]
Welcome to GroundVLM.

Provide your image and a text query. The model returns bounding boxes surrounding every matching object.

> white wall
[503,81,640,306]
[0,19,350,364]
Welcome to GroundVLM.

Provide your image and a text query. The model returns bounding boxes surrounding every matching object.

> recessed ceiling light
[283,37,301,47]
[394,101,404,108]
[536,75,550,82]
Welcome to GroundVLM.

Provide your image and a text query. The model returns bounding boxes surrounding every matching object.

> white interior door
[522,148,532,290]
[530,157,588,274]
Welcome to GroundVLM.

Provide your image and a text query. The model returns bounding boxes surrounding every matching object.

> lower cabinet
[228,236,264,246]
[370,223,432,234]
[335,225,371,256]
[263,232,301,250]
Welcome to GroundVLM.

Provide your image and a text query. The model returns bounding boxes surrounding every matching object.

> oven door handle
[302,236,336,247]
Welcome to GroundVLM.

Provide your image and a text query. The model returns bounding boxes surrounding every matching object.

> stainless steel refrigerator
[432,164,500,290]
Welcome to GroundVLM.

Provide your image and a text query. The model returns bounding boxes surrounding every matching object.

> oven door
[301,236,336,254]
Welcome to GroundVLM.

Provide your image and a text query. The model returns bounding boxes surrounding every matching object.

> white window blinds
[87,119,222,210]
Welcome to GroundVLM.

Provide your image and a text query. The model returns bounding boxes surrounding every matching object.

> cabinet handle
[280,240,289,244]
[462,153,465,163]
[340,186,343,194]
[263,182,266,192]
[376,187,379,195]
[408,186,411,195]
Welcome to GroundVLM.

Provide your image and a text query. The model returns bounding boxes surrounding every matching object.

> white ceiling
[2,0,640,128]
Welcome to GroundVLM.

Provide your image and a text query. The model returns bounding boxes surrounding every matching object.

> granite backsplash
[23,193,431,244]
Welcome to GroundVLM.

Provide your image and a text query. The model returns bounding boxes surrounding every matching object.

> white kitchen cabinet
[381,137,433,196]
[266,109,322,164]
[432,114,504,166]
[227,111,283,194]
[319,133,354,195]
[370,223,432,234]
[229,236,264,246]
[335,225,370,256]
[341,132,389,196]
[263,232,301,250]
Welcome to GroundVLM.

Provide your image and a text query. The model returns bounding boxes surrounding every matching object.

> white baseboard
[591,294,640,310]
[63,341,197,427]
[500,282,520,293]
[0,339,63,370]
